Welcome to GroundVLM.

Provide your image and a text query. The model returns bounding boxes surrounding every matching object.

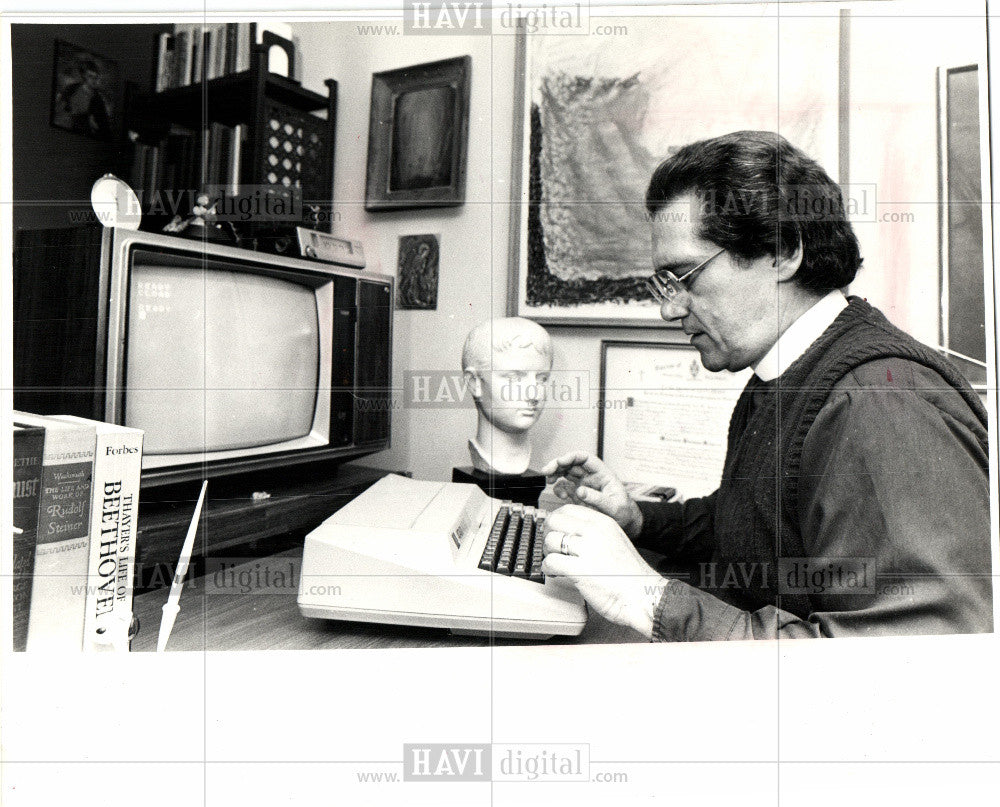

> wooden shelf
[150,70,328,129]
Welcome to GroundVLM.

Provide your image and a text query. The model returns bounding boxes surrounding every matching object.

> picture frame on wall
[597,339,751,499]
[937,63,989,390]
[508,16,841,325]
[50,39,121,142]
[365,55,471,211]
[396,233,440,310]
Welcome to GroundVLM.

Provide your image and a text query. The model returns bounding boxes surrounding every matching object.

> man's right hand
[540,452,643,540]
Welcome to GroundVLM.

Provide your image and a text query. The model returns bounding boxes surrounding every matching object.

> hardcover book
[12,424,45,652]
[14,412,96,651]
[54,416,144,652]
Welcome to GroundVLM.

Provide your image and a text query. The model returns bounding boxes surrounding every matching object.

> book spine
[225,22,238,75]
[191,30,202,86]
[173,28,190,88]
[25,423,95,651]
[230,124,243,197]
[12,426,45,652]
[83,430,143,652]
[215,24,227,79]
[237,23,251,72]
[203,28,215,81]
[156,33,174,92]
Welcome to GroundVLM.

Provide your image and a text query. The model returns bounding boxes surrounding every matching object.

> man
[542,130,992,641]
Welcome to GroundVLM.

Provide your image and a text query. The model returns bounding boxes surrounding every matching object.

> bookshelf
[129,38,337,233]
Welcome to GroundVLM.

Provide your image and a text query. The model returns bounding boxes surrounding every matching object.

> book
[13,412,96,651]
[155,32,174,92]
[12,424,45,652]
[53,417,144,653]
[173,27,191,87]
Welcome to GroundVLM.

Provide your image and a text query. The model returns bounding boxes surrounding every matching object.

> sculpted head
[462,317,553,434]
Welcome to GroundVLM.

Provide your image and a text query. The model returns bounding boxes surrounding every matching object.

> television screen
[125,261,321,456]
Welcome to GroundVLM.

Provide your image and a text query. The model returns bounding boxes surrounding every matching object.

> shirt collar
[753,290,848,382]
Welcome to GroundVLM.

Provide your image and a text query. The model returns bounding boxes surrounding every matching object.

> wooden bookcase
[129,42,337,234]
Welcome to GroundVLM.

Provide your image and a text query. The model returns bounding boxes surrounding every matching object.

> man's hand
[540,452,643,539]
[541,504,664,639]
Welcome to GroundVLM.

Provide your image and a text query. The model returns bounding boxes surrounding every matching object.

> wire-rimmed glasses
[645,247,726,303]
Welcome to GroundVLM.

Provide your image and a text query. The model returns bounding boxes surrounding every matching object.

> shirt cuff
[652,579,744,642]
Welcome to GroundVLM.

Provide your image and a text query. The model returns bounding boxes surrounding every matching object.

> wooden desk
[130,549,648,651]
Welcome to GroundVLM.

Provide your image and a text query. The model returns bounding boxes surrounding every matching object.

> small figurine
[163,193,235,243]
[462,317,553,475]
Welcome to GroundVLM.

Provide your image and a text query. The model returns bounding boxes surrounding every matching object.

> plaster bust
[462,317,553,475]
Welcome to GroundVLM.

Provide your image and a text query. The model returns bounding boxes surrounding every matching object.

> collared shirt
[753,290,848,382]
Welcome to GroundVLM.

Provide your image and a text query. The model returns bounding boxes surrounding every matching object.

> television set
[13,226,393,486]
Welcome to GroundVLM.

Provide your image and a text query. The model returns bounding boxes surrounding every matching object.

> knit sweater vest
[711,296,989,615]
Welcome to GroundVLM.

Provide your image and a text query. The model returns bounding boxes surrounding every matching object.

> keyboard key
[513,509,534,577]
[497,512,521,575]
[529,514,546,582]
[478,505,510,571]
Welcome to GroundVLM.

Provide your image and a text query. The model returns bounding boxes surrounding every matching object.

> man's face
[652,194,782,373]
[474,346,551,434]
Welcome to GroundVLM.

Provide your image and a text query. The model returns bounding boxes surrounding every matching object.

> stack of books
[11,413,144,653]
[155,21,294,90]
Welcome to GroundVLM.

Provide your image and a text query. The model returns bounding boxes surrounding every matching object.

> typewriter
[298,474,587,638]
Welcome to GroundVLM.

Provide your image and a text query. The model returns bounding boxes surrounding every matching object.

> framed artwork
[365,56,471,211]
[597,340,750,498]
[508,15,841,325]
[396,234,440,310]
[50,40,121,142]
[937,64,988,389]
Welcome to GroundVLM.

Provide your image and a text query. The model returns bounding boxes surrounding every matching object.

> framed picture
[597,340,751,498]
[50,39,121,142]
[365,56,471,211]
[508,16,840,325]
[396,234,440,310]
[937,64,989,389]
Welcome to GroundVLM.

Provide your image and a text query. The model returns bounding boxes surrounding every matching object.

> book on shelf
[52,416,144,653]
[12,423,45,652]
[13,412,96,652]
[155,31,174,92]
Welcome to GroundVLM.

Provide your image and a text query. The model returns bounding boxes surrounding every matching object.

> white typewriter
[298,474,587,638]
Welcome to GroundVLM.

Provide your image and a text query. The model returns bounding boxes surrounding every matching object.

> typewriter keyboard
[477,503,545,583]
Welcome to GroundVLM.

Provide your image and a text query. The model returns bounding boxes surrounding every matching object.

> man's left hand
[541,504,665,639]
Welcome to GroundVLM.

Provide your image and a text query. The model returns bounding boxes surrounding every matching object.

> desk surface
[131,549,647,651]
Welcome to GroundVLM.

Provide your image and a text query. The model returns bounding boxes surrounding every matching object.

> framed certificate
[597,340,751,499]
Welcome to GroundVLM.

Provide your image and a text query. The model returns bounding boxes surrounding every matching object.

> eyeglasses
[645,247,727,304]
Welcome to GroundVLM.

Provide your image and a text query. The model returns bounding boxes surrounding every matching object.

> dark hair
[645,131,862,293]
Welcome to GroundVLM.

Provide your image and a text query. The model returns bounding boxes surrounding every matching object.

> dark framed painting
[396,234,440,310]
[50,39,121,142]
[365,56,471,211]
